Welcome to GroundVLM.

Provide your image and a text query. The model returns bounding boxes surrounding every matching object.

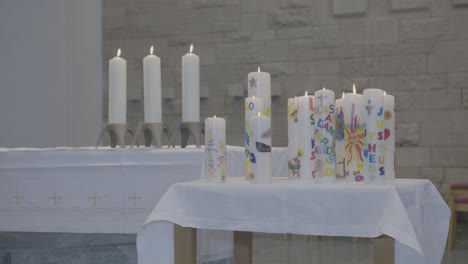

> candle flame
[384,91,387,95]
[342,92,345,99]
[322,87,325,90]
[353,84,356,94]
[190,44,193,53]
[150,45,154,55]
[214,115,217,118]
[258,66,261,72]
[257,112,261,117]
[253,95,255,99]
[305,91,308,96]
[117,49,121,57]
[295,96,297,99]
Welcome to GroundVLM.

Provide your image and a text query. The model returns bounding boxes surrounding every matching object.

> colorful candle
[247,67,271,118]
[344,85,365,183]
[143,46,162,123]
[297,92,315,181]
[249,112,272,184]
[287,97,299,180]
[314,88,336,184]
[182,44,200,122]
[384,91,395,181]
[109,48,127,124]
[334,92,346,180]
[204,116,226,183]
[245,96,264,180]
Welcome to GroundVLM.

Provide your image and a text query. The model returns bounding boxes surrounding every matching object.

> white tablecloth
[0,146,288,234]
[137,178,450,264]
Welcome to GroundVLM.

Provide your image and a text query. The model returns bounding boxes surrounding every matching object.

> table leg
[174,224,196,264]
[372,235,394,264]
[234,231,252,264]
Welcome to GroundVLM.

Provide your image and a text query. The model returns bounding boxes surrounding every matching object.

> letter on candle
[204,116,226,183]
[245,96,264,180]
[182,44,200,122]
[249,113,272,184]
[109,49,127,124]
[143,46,162,123]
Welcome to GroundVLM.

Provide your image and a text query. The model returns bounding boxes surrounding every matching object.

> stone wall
[103,0,468,197]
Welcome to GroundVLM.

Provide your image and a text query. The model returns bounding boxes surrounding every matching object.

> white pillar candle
[245,96,264,180]
[109,49,127,124]
[334,92,345,180]
[182,44,200,122]
[247,67,271,117]
[363,88,385,185]
[344,85,365,183]
[204,116,226,183]
[249,112,272,184]
[287,97,299,180]
[384,92,395,181]
[143,46,162,123]
[297,92,315,181]
[314,88,336,184]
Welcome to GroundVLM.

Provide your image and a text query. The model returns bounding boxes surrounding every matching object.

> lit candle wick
[189,44,193,53]
[384,91,387,95]
[342,92,345,99]
[257,112,261,117]
[322,87,325,90]
[117,48,121,57]
[257,66,261,72]
[305,91,308,96]
[353,84,356,94]
[150,45,154,55]
[214,115,217,118]
[253,95,255,99]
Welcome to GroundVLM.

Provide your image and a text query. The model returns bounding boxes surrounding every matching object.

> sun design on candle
[344,104,364,166]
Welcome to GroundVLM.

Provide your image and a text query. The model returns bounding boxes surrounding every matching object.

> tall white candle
[314,88,336,184]
[249,112,272,184]
[363,88,385,185]
[287,97,299,180]
[143,46,162,123]
[344,85,365,183]
[109,49,127,124]
[297,92,315,181]
[335,92,345,180]
[204,116,226,183]
[182,44,200,122]
[384,92,395,181]
[247,67,271,117]
[245,96,264,180]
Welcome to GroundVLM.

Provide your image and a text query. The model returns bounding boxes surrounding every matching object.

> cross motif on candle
[128,191,142,208]
[48,190,62,207]
[249,77,257,88]
[12,189,24,207]
[88,192,101,207]
[365,100,374,115]
[317,94,328,107]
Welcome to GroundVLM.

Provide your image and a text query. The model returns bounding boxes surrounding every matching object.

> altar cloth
[137,178,450,264]
[0,146,287,234]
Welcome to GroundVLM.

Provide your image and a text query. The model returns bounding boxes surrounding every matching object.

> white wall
[0,0,102,147]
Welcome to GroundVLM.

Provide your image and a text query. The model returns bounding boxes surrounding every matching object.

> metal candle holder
[131,122,172,148]
[95,123,135,148]
[169,122,204,148]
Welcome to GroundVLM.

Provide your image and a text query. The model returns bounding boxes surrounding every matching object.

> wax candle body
[143,53,162,123]
[314,89,336,184]
[109,54,127,124]
[297,94,315,181]
[249,114,272,184]
[384,94,395,181]
[335,97,345,180]
[344,93,365,183]
[287,98,299,180]
[204,117,227,183]
[182,51,200,122]
[247,71,271,117]
[363,89,385,185]
[245,96,264,180]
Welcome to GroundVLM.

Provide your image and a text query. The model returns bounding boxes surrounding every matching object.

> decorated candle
[297,92,315,181]
[344,85,365,183]
[249,112,272,184]
[363,89,385,185]
[335,92,345,180]
[143,46,162,123]
[204,116,227,183]
[245,96,264,180]
[384,92,395,181]
[182,44,200,122]
[314,88,336,184]
[109,49,127,124]
[247,67,271,117]
[287,97,299,180]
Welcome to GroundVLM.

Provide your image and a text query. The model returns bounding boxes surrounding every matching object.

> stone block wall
[103,0,468,197]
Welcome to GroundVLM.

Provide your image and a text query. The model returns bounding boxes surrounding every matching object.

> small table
[137,178,450,264]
